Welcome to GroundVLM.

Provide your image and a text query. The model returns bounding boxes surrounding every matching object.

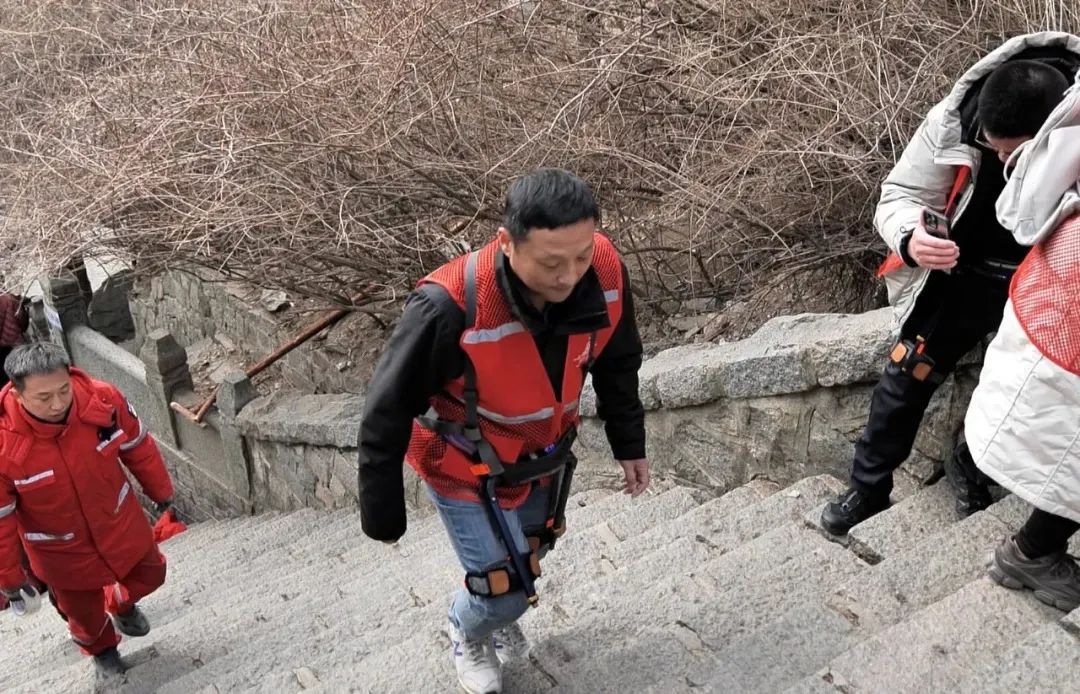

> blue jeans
[428,483,552,641]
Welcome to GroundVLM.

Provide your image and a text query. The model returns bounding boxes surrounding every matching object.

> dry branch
[0,0,1076,321]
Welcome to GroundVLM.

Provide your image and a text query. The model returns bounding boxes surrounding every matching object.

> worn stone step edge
[805,578,1060,693]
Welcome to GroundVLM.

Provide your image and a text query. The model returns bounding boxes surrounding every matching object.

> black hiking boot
[820,487,890,536]
[943,439,994,516]
[92,646,128,684]
[110,604,150,637]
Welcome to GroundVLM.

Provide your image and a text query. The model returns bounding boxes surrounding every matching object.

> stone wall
[573,308,984,496]
[229,307,985,508]
[234,393,431,513]
[129,270,367,394]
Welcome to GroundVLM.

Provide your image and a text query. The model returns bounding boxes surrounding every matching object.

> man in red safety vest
[358,168,649,693]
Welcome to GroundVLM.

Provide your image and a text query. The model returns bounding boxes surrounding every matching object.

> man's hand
[618,459,650,497]
[908,225,959,270]
[1,584,42,617]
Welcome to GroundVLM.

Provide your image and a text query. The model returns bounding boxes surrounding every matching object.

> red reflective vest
[1010,212,1080,376]
[406,233,625,508]
[0,369,174,590]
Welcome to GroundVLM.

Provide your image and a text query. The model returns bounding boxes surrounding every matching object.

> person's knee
[463,591,529,636]
[482,592,529,630]
[135,549,168,594]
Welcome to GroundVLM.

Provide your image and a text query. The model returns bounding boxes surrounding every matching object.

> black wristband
[898,228,918,267]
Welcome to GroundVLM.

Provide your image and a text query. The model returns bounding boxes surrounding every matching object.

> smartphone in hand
[921,208,951,239]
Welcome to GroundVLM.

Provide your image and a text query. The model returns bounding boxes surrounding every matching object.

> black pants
[851,269,1010,496]
[1015,509,1080,558]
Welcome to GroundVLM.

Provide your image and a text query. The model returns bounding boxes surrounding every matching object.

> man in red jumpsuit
[0,342,174,682]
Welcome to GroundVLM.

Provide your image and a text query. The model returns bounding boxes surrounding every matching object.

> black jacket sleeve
[357,285,464,542]
[589,263,646,461]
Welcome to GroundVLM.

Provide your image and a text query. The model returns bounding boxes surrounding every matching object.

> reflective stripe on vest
[25,532,75,542]
[14,470,54,487]
[115,481,131,512]
[462,322,526,345]
[96,428,125,452]
[119,425,148,452]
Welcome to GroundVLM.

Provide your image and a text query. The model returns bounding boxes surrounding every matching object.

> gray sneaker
[987,537,1080,612]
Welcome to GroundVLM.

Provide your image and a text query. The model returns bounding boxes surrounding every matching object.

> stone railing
[574,309,983,496]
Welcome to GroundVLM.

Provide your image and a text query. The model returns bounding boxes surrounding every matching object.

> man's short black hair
[503,168,599,241]
[978,59,1070,138]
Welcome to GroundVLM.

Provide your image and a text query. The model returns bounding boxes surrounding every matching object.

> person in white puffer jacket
[821,33,1080,536]
[965,71,1080,611]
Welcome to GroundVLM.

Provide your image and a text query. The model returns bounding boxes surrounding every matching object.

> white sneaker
[492,622,530,664]
[447,620,502,694]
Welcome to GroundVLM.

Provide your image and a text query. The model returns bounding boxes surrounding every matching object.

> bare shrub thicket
[0,1,1076,321]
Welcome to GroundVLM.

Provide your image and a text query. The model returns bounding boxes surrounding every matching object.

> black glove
[2,583,42,617]
[358,465,407,543]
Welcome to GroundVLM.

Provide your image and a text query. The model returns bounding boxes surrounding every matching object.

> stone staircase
[2,474,1079,693]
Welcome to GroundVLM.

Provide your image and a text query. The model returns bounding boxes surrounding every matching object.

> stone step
[531,524,865,691]
[139,510,369,634]
[140,515,442,637]
[538,488,704,593]
[140,488,640,693]
[0,489,620,692]
[288,630,448,693]
[553,485,646,533]
[160,509,324,584]
[536,476,849,627]
[155,484,715,693]
[0,631,88,693]
[145,510,362,633]
[696,600,861,693]
[682,488,1052,693]
[549,487,702,565]
[825,499,1014,631]
[803,479,957,555]
[845,479,959,563]
[7,641,177,694]
[163,527,711,693]
[305,628,557,694]
[955,609,1080,693]
[151,485,617,647]
[16,471,1073,693]
[0,517,259,669]
[601,479,780,567]
[110,539,454,693]
[981,492,1080,555]
[158,516,258,560]
[538,476,839,610]
[788,578,1060,693]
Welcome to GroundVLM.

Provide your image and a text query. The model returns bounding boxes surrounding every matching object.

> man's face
[15,369,73,423]
[498,218,597,307]
[982,131,1032,164]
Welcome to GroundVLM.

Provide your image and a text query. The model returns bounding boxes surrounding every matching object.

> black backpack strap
[460,252,504,477]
